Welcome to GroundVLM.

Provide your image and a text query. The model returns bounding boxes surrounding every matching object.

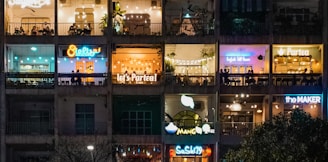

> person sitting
[76,70,82,85]
[68,23,78,35]
[82,23,92,35]
[31,26,38,35]
[19,26,25,35]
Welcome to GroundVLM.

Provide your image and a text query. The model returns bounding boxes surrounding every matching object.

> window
[121,111,152,135]
[75,104,94,135]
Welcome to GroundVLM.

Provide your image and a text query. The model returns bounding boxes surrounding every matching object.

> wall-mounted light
[181,95,194,109]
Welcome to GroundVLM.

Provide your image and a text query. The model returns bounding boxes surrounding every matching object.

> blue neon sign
[175,145,203,155]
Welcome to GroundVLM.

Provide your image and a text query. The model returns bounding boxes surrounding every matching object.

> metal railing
[6,121,54,135]
[6,22,104,36]
[165,73,215,86]
[7,22,55,36]
[58,121,107,135]
[113,23,162,36]
[167,22,214,36]
[221,122,262,136]
[58,73,107,86]
[220,73,269,86]
[272,73,322,86]
[5,72,55,89]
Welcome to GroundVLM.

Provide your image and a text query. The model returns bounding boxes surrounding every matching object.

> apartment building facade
[0,0,327,162]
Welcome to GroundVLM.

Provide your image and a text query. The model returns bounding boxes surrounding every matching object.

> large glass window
[57,0,108,35]
[5,0,55,35]
[165,44,216,86]
[121,111,152,135]
[57,44,107,86]
[75,104,94,135]
[272,45,322,74]
[112,46,162,85]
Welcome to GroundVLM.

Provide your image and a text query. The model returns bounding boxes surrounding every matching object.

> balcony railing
[7,22,55,36]
[113,23,162,36]
[165,73,215,86]
[58,121,107,135]
[272,73,322,86]
[221,73,269,86]
[58,73,107,86]
[5,72,55,89]
[6,121,54,135]
[58,23,103,36]
[221,122,262,136]
[6,22,105,36]
[167,22,214,36]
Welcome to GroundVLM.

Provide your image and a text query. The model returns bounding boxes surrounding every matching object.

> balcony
[221,122,261,137]
[6,122,54,135]
[58,73,107,86]
[113,22,162,36]
[7,22,55,36]
[220,73,270,87]
[58,23,103,36]
[58,121,107,135]
[5,72,55,89]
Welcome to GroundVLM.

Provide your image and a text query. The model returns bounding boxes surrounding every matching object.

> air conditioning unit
[194,101,204,110]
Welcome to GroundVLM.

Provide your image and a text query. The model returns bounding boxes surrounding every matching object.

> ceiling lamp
[256,109,263,113]
[230,103,242,111]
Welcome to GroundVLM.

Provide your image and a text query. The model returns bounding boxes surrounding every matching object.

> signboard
[116,73,157,82]
[66,44,101,58]
[285,95,321,104]
[165,122,215,135]
[175,145,203,156]
[277,47,310,56]
[226,56,251,63]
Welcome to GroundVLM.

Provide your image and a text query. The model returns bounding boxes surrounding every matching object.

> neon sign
[277,47,310,56]
[226,56,251,63]
[116,73,157,82]
[8,0,51,8]
[175,145,203,155]
[67,45,101,58]
[285,95,321,104]
[165,122,215,135]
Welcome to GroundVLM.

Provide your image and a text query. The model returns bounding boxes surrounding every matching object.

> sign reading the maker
[117,73,158,82]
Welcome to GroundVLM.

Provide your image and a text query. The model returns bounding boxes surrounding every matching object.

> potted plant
[99,14,108,35]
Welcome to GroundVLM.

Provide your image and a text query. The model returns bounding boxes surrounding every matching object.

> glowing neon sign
[277,47,310,56]
[226,56,251,63]
[175,145,203,155]
[7,0,51,8]
[165,122,215,135]
[67,45,101,58]
[285,95,321,104]
[116,73,157,82]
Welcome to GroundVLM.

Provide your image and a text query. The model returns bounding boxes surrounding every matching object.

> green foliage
[165,60,175,73]
[99,14,108,29]
[225,109,328,162]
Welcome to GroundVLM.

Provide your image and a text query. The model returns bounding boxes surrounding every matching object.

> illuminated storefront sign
[116,73,157,82]
[226,56,251,63]
[285,95,321,104]
[67,45,101,58]
[8,0,51,8]
[165,122,215,135]
[175,145,203,155]
[277,47,310,56]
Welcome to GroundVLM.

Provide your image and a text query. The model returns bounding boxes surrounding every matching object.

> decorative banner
[285,95,321,104]
[7,0,51,8]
